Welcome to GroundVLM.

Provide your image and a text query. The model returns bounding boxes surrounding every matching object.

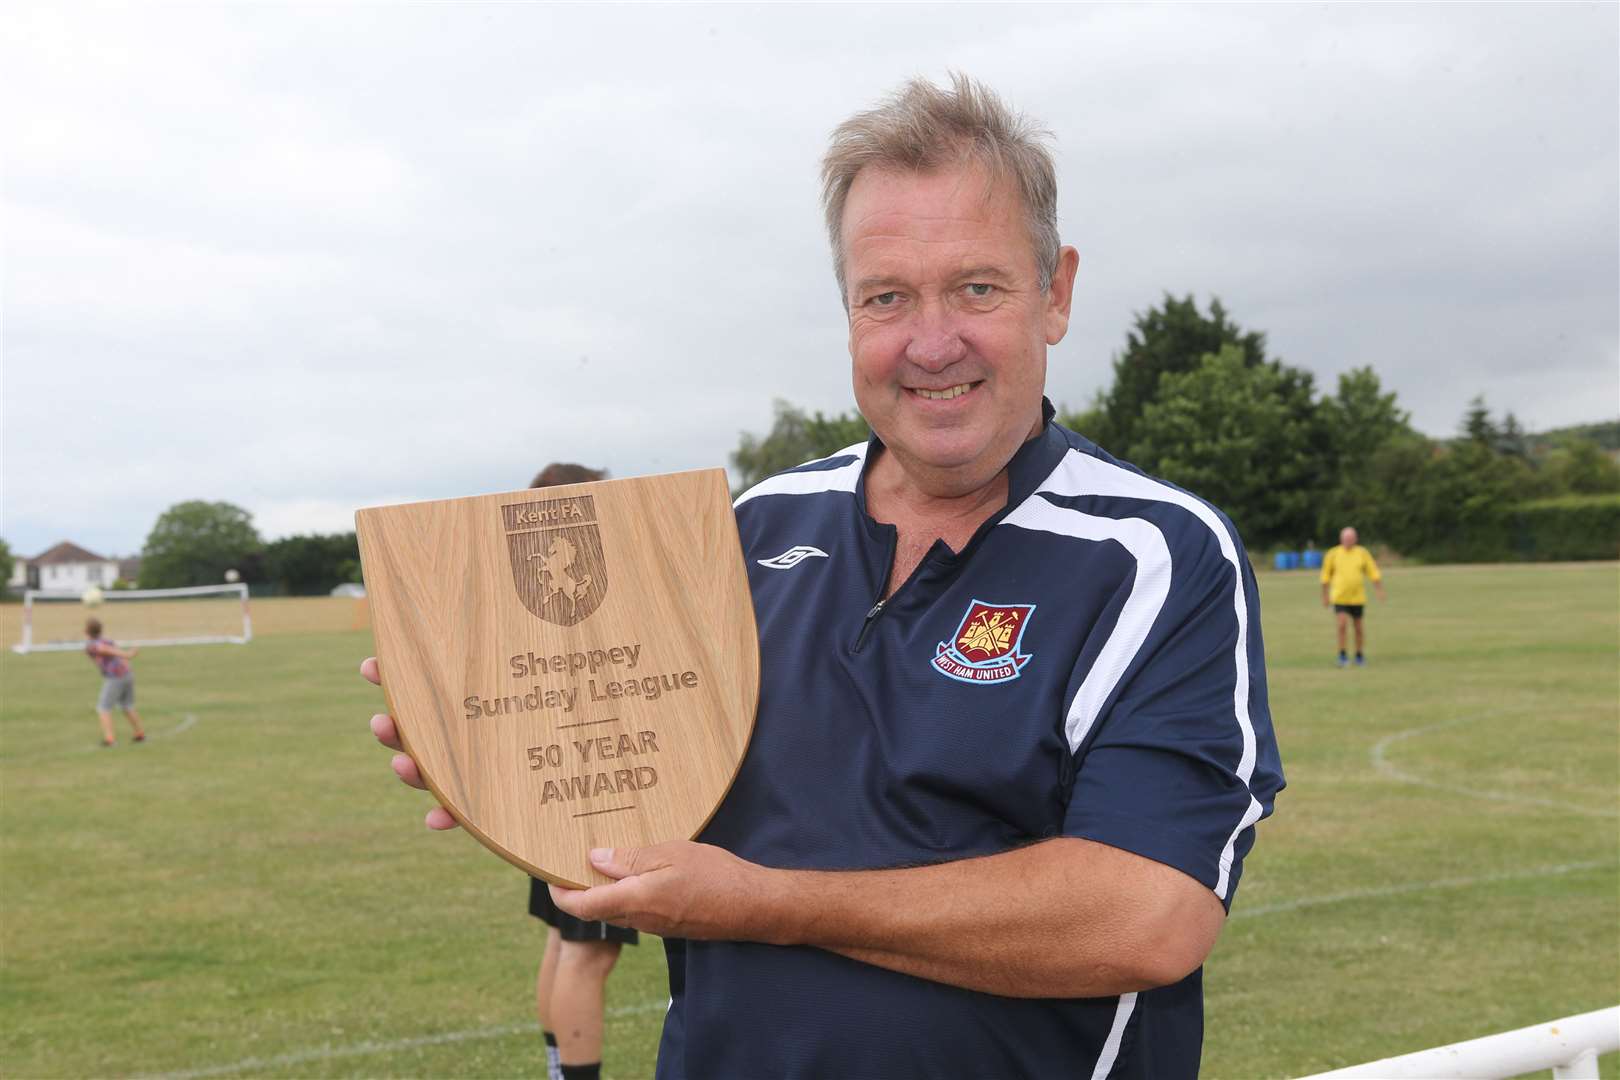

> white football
[225,569,241,583]
[82,586,105,607]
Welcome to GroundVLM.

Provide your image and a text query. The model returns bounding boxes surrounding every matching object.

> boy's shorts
[529,876,639,944]
[97,676,135,711]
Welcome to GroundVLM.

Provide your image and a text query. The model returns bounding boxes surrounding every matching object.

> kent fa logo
[502,495,608,626]
[757,545,829,571]
[932,599,1036,684]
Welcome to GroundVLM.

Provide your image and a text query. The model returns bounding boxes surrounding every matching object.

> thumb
[589,846,655,880]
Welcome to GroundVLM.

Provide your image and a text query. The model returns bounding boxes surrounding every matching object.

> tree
[1129,345,1325,547]
[731,400,869,491]
[140,501,263,588]
[1315,367,1414,536]
[0,538,13,594]
[1460,395,1497,446]
[262,533,362,595]
[1317,367,1411,465]
[1098,294,1268,455]
[1542,440,1620,496]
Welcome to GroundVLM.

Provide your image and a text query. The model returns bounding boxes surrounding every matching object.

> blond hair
[820,74,1060,302]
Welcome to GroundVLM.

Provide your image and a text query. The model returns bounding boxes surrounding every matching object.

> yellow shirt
[1321,545,1381,605]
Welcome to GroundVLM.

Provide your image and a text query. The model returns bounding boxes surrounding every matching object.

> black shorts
[528,876,639,944]
[1333,604,1365,619]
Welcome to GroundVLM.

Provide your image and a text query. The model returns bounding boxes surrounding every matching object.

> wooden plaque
[355,469,759,888]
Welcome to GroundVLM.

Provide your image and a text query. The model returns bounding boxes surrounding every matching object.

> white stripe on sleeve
[1033,450,1260,900]
[1000,499,1171,754]
[732,442,868,508]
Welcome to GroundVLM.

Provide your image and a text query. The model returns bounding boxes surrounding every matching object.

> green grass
[2,566,1616,1079]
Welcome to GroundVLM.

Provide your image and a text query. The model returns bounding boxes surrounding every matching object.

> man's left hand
[550,841,779,941]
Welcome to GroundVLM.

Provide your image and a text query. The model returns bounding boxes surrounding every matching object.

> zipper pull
[865,600,885,621]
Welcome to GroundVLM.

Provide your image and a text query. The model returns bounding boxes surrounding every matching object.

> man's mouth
[910,382,980,401]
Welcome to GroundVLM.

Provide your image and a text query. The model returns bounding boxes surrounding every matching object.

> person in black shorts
[524,463,638,1080]
[529,876,638,1080]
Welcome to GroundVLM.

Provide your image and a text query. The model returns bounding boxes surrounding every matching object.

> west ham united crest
[933,599,1035,684]
[503,495,608,626]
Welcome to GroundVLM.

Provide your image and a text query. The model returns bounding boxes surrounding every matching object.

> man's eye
[870,291,900,306]
[965,283,995,298]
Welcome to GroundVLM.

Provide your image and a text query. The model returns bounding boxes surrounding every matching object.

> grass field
[2,567,1616,1079]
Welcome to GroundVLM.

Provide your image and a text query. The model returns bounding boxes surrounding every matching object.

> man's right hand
[362,657,460,831]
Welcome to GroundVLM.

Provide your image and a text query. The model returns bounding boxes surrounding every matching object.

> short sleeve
[1062,532,1285,909]
[1318,550,1334,585]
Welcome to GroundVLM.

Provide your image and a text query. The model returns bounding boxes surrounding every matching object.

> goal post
[12,583,252,654]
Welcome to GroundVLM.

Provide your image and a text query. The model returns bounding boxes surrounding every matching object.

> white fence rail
[1296,1006,1618,1079]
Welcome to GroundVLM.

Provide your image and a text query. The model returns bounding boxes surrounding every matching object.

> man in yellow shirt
[1321,526,1385,666]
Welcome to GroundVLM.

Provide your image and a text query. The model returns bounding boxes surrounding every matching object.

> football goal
[11,583,252,654]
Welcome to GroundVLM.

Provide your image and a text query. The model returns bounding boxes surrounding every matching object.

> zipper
[853,528,898,653]
[853,600,885,653]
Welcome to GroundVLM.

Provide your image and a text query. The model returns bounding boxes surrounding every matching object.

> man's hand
[550,842,779,941]
[361,657,459,831]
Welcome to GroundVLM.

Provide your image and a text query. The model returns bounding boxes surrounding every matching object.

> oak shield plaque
[356,469,760,888]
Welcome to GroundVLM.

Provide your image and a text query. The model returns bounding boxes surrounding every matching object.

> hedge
[1508,493,1620,561]
[1413,493,1620,563]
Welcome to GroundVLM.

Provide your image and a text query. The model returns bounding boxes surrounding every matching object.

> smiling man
[367,74,1284,1079]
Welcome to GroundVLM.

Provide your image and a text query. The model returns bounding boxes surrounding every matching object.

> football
[81,586,105,608]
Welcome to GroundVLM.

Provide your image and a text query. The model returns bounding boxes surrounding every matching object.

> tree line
[7,293,1610,591]
[730,294,1620,561]
[137,502,361,592]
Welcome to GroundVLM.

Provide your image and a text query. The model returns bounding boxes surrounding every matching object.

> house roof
[31,541,112,566]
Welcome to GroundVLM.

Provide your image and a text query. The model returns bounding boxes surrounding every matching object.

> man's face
[1341,528,1358,548]
[841,163,1077,497]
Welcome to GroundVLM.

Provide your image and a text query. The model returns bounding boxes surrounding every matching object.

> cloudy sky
[4,3,1616,559]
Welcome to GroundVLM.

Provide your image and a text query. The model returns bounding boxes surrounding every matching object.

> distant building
[9,542,121,593]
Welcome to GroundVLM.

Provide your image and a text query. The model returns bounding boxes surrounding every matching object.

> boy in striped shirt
[85,618,146,746]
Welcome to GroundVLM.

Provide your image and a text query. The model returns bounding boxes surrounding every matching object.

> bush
[1509,494,1620,561]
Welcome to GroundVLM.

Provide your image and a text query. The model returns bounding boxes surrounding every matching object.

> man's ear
[1044,246,1080,345]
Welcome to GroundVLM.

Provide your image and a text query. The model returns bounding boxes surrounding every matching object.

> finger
[391,752,429,791]
[425,805,460,831]
[551,879,635,922]
[360,657,381,685]
[370,713,402,750]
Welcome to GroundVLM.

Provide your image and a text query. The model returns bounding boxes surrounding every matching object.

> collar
[854,396,1067,515]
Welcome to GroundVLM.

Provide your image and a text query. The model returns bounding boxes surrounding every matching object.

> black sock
[1338,650,1346,660]
[1355,652,1364,659]
[561,1064,601,1080]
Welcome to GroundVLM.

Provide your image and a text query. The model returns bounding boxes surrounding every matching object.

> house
[9,542,121,593]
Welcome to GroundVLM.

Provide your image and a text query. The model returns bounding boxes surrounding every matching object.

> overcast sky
[4,3,1616,560]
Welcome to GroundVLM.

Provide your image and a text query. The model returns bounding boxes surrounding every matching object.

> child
[85,618,146,747]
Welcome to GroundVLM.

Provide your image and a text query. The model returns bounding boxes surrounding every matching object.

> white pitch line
[1231,858,1618,919]
[1371,716,1619,819]
[146,999,669,1080]
[149,712,199,741]
[4,713,200,762]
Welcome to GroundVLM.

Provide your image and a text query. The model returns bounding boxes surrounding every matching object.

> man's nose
[903,301,968,371]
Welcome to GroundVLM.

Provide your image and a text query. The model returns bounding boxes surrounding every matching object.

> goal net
[12,583,252,654]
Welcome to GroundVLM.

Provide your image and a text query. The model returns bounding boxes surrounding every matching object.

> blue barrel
[1273,551,1299,571]
[1302,549,1323,570]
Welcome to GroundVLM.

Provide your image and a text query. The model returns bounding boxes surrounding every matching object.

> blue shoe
[1336,655,1348,668]
[1354,655,1366,667]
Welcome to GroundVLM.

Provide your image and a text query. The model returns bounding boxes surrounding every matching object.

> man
[524,462,637,1080]
[1321,525,1385,666]
[365,75,1283,1078]
[85,618,145,746]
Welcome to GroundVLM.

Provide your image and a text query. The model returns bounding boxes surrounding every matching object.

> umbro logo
[757,545,829,571]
